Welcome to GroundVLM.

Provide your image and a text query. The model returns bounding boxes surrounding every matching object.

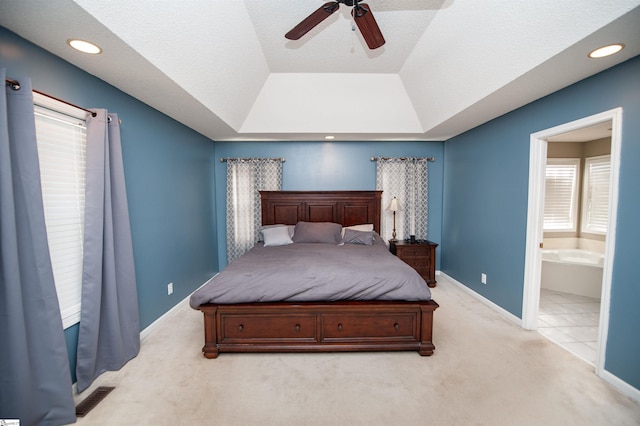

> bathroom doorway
[537,124,611,365]
[522,108,621,377]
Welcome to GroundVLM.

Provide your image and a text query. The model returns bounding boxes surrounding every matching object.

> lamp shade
[386,197,400,212]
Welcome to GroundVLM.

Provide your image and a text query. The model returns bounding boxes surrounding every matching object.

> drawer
[396,247,430,259]
[220,314,316,342]
[321,312,418,341]
[401,257,430,269]
[413,266,430,277]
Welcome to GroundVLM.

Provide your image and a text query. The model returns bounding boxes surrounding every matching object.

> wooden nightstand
[389,240,438,287]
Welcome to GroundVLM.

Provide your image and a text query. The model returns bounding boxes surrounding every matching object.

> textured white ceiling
[1,0,639,141]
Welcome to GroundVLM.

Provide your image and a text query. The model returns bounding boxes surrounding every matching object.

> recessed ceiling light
[588,43,624,59]
[325,135,335,140]
[67,39,102,54]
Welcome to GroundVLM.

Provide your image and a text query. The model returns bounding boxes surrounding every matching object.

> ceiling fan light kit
[285,0,385,50]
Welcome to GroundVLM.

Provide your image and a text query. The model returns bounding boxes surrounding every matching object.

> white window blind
[33,92,87,329]
[544,158,580,232]
[582,155,610,235]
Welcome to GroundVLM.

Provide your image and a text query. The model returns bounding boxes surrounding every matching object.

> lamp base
[391,212,397,244]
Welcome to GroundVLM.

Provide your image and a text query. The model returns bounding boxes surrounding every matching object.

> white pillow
[262,224,295,238]
[342,224,374,237]
[261,226,293,247]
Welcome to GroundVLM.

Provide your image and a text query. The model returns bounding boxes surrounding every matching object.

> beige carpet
[72,276,640,425]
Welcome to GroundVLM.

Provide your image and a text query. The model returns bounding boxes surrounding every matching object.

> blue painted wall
[1,27,218,380]
[442,56,640,390]
[214,141,444,269]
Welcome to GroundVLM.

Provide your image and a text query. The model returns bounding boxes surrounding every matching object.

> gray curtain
[0,70,76,424]
[75,109,140,393]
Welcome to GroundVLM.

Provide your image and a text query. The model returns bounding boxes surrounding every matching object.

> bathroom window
[581,155,610,235]
[33,92,88,329]
[544,158,580,232]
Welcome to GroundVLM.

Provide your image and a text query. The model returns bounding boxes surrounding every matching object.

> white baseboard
[438,271,640,404]
[140,296,189,342]
[439,271,522,326]
[600,369,640,405]
[140,274,217,342]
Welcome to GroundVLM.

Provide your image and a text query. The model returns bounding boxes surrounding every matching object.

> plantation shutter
[33,92,87,328]
[544,159,579,232]
[582,155,610,234]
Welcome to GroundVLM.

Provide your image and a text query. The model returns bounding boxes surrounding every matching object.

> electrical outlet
[481,273,487,285]
[167,282,173,295]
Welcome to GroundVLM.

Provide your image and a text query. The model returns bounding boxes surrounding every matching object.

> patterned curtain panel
[375,158,429,242]
[226,158,283,263]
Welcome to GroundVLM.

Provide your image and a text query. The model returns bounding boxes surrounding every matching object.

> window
[33,92,87,329]
[544,158,580,232]
[582,155,610,235]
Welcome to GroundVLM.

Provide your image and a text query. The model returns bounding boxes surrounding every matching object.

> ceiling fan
[285,0,385,50]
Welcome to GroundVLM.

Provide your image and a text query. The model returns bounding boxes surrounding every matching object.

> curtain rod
[5,77,97,117]
[221,157,285,163]
[371,156,435,162]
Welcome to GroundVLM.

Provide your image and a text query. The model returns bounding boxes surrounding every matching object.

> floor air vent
[75,386,115,417]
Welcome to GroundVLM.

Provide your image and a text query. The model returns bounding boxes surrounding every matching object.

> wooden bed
[197,190,438,358]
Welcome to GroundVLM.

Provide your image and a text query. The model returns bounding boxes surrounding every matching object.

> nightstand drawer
[401,257,430,269]
[414,268,430,279]
[396,247,430,259]
[398,250,429,259]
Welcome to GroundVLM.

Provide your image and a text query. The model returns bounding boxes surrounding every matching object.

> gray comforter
[189,236,432,308]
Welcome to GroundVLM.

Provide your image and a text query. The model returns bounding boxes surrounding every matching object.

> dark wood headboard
[260,191,382,234]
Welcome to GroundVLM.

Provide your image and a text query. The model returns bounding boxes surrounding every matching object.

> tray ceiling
[1,0,639,141]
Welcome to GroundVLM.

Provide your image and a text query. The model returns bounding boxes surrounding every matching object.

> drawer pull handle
[237,324,244,331]
[394,323,400,330]
[295,324,301,332]
[337,323,343,331]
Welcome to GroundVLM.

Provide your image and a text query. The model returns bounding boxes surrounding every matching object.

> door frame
[522,107,622,377]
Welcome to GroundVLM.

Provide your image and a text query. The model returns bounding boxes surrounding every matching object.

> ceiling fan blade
[285,2,340,40]
[352,3,385,49]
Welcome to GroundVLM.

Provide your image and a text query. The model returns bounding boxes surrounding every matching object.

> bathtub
[541,249,604,299]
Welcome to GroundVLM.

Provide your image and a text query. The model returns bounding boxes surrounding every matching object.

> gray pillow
[292,221,342,244]
[342,229,374,245]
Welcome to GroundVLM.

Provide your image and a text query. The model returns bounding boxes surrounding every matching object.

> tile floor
[537,288,601,364]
